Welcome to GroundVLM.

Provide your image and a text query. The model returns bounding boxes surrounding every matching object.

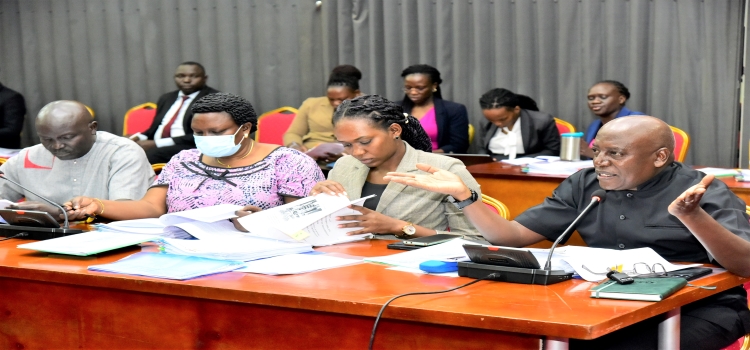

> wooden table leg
[658,308,680,350]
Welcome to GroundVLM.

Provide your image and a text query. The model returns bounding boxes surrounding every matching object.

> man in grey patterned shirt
[0,101,154,220]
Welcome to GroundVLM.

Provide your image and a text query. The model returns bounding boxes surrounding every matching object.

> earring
[432,88,437,92]
[244,134,249,138]
[395,136,400,140]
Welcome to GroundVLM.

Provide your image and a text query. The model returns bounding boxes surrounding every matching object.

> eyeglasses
[581,262,667,277]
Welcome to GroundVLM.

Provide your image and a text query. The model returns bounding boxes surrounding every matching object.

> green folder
[589,277,687,302]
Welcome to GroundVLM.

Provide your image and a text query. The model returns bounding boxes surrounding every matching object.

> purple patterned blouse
[152,148,324,213]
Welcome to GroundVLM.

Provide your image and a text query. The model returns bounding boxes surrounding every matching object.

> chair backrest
[468,124,475,144]
[554,118,576,135]
[0,158,5,165]
[670,125,690,162]
[255,106,299,145]
[481,194,510,220]
[151,163,166,175]
[84,104,95,118]
[123,102,158,136]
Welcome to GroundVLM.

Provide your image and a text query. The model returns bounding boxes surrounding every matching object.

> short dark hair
[596,80,631,100]
[179,61,206,75]
[333,95,432,152]
[327,73,359,91]
[330,65,362,81]
[479,88,519,110]
[191,92,258,133]
[400,64,443,99]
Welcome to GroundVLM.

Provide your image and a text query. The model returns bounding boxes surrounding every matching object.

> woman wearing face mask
[309,95,480,239]
[400,64,469,154]
[64,93,324,220]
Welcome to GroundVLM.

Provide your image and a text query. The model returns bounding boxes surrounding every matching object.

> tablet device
[462,244,541,269]
[0,209,60,228]
[386,242,421,251]
[444,154,495,167]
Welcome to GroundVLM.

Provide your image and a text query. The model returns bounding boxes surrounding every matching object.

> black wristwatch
[448,189,479,210]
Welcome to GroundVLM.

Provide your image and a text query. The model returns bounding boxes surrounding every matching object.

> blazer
[482,109,561,159]
[282,96,336,149]
[144,86,219,146]
[328,141,481,239]
[0,84,26,149]
[402,97,469,153]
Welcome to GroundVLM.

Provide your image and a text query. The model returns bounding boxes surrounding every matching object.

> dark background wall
[0,0,745,167]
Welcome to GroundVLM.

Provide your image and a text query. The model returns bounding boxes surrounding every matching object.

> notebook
[590,277,687,302]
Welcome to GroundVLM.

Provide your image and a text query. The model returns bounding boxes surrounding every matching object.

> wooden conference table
[469,162,750,219]
[0,237,745,349]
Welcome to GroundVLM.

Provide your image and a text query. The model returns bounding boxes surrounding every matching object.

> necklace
[216,139,254,168]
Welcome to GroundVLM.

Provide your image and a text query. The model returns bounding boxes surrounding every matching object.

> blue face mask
[194,127,245,158]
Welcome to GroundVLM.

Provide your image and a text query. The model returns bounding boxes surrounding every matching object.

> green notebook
[589,277,687,302]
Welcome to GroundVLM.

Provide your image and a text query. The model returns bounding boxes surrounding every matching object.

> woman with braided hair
[582,80,644,158]
[64,92,324,221]
[400,64,470,153]
[310,95,481,240]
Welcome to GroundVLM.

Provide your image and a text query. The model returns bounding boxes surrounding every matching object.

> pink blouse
[419,107,439,150]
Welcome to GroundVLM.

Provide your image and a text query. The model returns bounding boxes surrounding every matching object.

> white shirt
[488,118,525,159]
[149,90,200,148]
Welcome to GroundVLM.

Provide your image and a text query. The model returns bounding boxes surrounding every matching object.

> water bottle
[560,132,584,161]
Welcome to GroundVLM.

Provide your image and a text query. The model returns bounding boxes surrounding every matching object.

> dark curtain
[0,0,744,166]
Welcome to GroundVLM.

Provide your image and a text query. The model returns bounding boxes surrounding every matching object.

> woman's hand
[63,196,101,221]
[335,205,403,236]
[309,180,347,196]
[231,205,262,232]
[384,163,469,199]
[668,174,713,218]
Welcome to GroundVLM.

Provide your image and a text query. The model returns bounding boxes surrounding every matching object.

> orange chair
[481,194,510,219]
[151,163,166,175]
[123,102,158,136]
[255,106,299,146]
[554,118,576,135]
[0,158,5,165]
[670,125,690,163]
[468,124,475,144]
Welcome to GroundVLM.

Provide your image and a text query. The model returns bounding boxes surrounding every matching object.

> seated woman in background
[581,80,643,158]
[479,88,560,160]
[65,93,325,220]
[310,94,480,239]
[400,64,469,154]
[283,65,362,161]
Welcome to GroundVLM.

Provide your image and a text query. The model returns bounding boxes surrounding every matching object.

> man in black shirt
[385,116,750,349]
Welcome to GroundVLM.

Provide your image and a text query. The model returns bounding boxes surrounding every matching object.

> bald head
[592,116,674,191]
[35,101,97,160]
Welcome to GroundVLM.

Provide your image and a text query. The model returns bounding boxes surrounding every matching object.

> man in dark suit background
[132,61,219,163]
[479,88,560,160]
[0,79,27,149]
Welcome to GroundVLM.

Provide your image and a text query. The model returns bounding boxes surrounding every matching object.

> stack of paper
[17,231,159,256]
[237,253,361,275]
[526,160,593,176]
[92,204,245,240]
[698,167,739,178]
[88,252,245,280]
[237,194,376,246]
[158,236,313,261]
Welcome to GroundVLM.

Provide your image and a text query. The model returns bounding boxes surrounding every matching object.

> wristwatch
[448,189,479,210]
[401,222,417,237]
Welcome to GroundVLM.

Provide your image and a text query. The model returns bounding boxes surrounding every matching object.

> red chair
[670,125,690,163]
[123,102,157,136]
[554,118,576,135]
[255,106,299,146]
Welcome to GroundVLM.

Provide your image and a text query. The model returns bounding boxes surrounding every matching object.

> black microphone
[542,189,607,271]
[0,170,71,229]
[458,189,606,285]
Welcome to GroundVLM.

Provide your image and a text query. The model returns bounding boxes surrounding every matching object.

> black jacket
[144,86,219,146]
[0,84,26,149]
[402,97,469,153]
[482,109,560,159]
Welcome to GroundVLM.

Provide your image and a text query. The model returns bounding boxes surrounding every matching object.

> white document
[159,204,244,226]
[500,157,546,166]
[168,220,247,241]
[237,253,361,275]
[555,246,700,282]
[17,231,159,256]
[526,160,594,176]
[159,236,313,261]
[237,194,375,246]
[364,238,481,269]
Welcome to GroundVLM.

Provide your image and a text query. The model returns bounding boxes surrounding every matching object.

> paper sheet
[364,238,481,269]
[17,231,159,256]
[237,254,361,275]
[555,246,700,281]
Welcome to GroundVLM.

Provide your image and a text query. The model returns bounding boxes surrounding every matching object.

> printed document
[237,253,361,275]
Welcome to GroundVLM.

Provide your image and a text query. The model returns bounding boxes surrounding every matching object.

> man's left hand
[10,201,64,222]
[669,174,714,217]
[335,205,401,236]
